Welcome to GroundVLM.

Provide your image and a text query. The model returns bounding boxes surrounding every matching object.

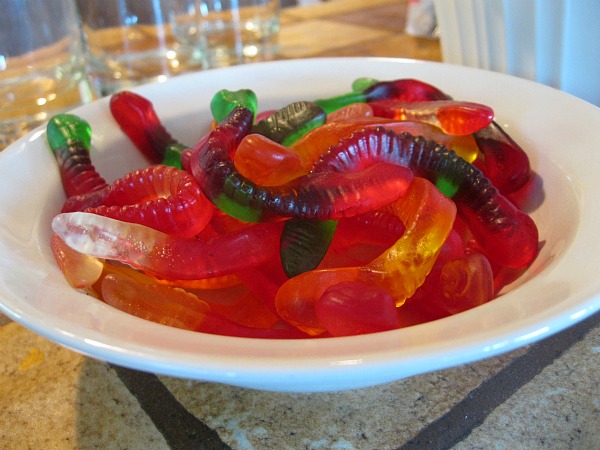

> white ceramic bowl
[1,58,599,392]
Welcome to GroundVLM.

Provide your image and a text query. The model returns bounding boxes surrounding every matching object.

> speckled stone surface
[0,321,168,449]
[455,324,600,450]
[1,314,598,449]
[158,349,528,450]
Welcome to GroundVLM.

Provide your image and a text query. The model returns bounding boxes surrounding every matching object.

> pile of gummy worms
[47,77,539,338]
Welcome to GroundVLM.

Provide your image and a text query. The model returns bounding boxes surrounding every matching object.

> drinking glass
[0,0,92,149]
[171,0,280,69]
[77,0,207,96]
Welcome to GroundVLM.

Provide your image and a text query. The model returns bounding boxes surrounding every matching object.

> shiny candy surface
[1,59,594,392]
[110,91,188,168]
[275,178,456,335]
[46,114,108,198]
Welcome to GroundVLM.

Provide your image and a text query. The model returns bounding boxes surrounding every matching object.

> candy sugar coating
[47,114,108,198]
[275,178,456,336]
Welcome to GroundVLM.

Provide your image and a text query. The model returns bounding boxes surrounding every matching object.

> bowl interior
[0,58,598,392]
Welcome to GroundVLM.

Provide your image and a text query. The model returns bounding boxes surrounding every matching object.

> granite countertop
[1,1,599,449]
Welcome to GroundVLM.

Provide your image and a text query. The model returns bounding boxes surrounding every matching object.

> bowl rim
[1,57,599,392]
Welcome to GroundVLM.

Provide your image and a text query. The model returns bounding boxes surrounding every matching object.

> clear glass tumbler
[0,0,92,150]
[77,0,207,96]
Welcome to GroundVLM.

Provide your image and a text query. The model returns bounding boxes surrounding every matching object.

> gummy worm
[315,281,401,336]
[101,273,308,338]
[311,126,538,268]
[188,107,414,223]
[367,100,494,136]
[98,260,242,293]
[67,165,214,238]
[314,78,451,113]
[51,234,104,289]
[234,119,480,187]
[315,78,531,195]
[280,218,338,278]
[275,177,456,335]
[331,209,406,252]
[234,133,306,185]
[247,100,337,277]
[49,112,213,239]
[52,212,285,280]
[290,118,480,171]
[110,91,188,169]
[472,121,531,194]
[210,88,258,123]
[325,103,374,122]
[252,101,327,146]
[46,114,108,198]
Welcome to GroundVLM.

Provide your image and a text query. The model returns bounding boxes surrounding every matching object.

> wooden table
[278,0,441,61]
[1,1,599,449]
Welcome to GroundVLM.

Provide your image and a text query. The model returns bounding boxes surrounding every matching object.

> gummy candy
[47,114,107,198]
[188,107,414,223]
[274,178,456,335]
[110,91,188,169]
[312,127,538,268]
[47,76,540,339]
[314,78,451,113]
[52,213,285,280]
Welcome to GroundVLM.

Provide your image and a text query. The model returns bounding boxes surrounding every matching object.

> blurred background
[1,0,598,151]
